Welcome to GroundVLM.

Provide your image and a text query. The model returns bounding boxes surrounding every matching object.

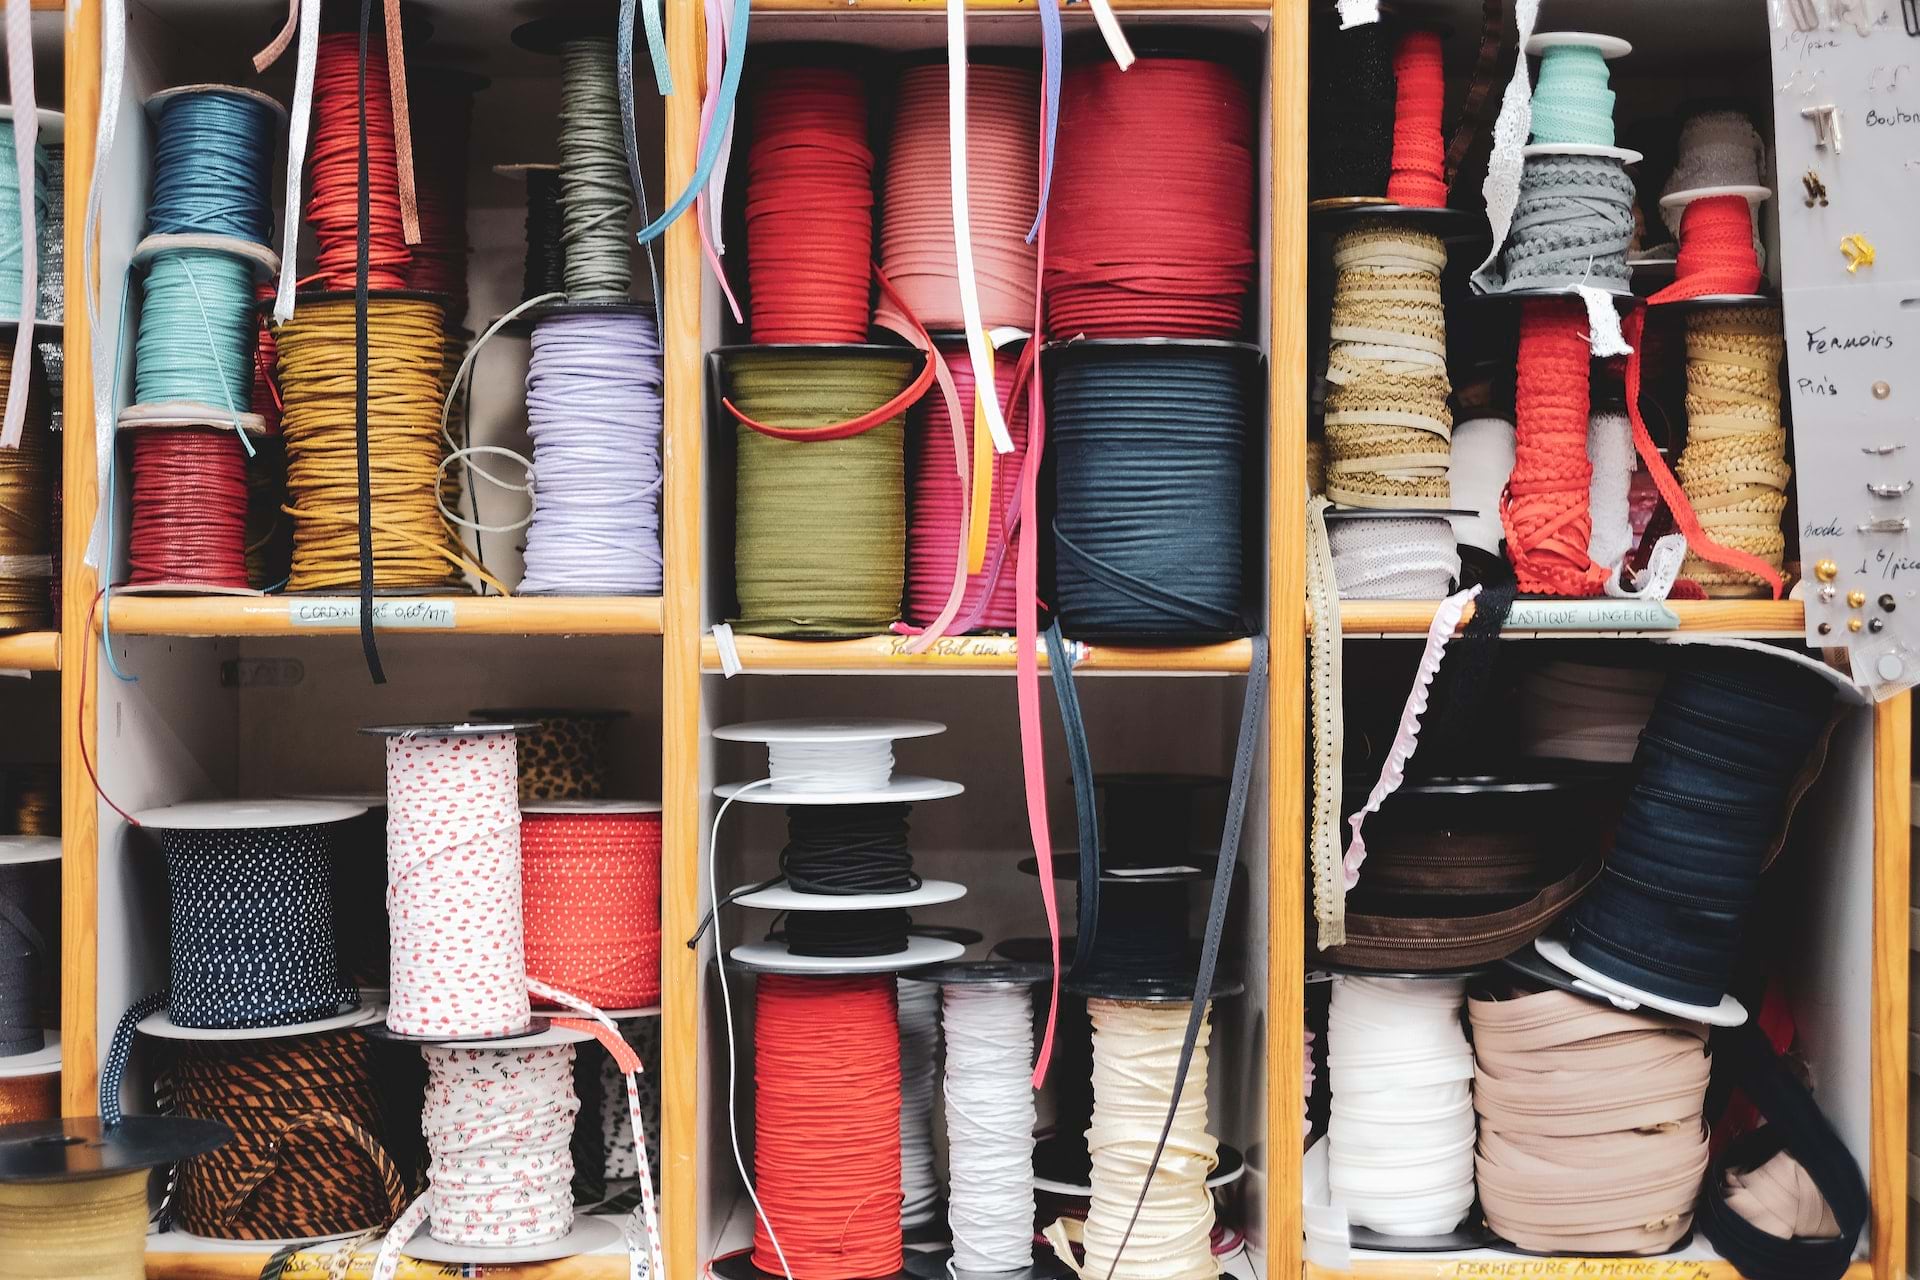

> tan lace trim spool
[1675,305,1789,597]
[1324,223,1453,509]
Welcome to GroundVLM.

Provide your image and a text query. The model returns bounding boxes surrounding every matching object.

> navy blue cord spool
[147,89,280,244]
[1046,341,1261,640]
[151,820,359,1029]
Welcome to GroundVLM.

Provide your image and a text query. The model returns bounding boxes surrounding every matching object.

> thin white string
[764,740,896,793]
[1043,999,1217,1280]
[899,978,943,1230]
[1326,977,1475,1238]
[942,981,1036,1276]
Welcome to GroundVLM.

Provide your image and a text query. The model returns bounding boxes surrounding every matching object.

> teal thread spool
[0,120,49,324]
[133,248,259,413]
[1530,44,1616,147]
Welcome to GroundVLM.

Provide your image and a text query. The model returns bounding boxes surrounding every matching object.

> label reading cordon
[287,599,458,630]
[1503,600,1681,632]
[1440,1264,1716,1279]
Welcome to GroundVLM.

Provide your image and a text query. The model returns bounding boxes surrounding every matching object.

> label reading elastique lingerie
[286,599,458,629]
[1502,600,1681,632]
[1441,1262,1717,1279]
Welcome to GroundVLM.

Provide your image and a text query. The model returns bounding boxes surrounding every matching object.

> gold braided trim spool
[0,1169,150,1279]
[0,344,54,632]
[1676,305,1789,597]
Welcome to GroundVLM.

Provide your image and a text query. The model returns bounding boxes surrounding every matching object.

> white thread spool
[1447,416,1516,557]
[1326,976,1475,1238]
[941,980,1037,1273]
[370,723,531,1040]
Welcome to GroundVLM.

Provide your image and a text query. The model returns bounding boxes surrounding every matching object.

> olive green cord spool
[726,348,917,637]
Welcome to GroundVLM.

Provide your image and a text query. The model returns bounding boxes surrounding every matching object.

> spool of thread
[1528,45,1616,147]
[1090,774,1224,871]
[382,726,531,1039]
[522,806,663,1010]
[1310,23,1396,200]
[306,32,412,291]
[1492,155,1634,294]
[0,1169,150,1279]
[146,87,280,244]
[1387,30,1449,207]
[0,345,53,631]
[1326,976,1475,1237]
[1471,987,1710,1254]
[940,980,1036,1273]
[1075,881,1190,986]
[1049,342,1252,637]
[1048,52,1256,338]
[517,166,568,300]
[519,309,664,596]
[873,62,1038,335]
[274,294,468,593]
[124,427,252,590]
[1675,305,1789,596]
[905,340,1027,632]
[724,347,918,637]
[745,64,873,342]
[0,862,44,1057]
[143,808,356,1030]
[415,1043,582,1248]
[1517,661,1665,763]
[0,122,47,323]
[9,766,55,836]
[404,67,481,316]
[132,248,259,413]
[0,1072,56,1122]
[1506,299,1607,596]
[471,708,625,802]
[1662,111,1767,237]
[558,37,635,301]
[169,1030,407,1240]
[753,974,903,1279]
[1327,513,1461,599]
[1323,224,1452,509]
[35,144,60,324]
[1664,195,1764,298]
[1447,416,1516,556]
[898,978,941,1231]
[1045,998,1218,1278]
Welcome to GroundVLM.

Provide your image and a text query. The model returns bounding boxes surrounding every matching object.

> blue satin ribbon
[635,0,749,247]
[1028,0,1062,244]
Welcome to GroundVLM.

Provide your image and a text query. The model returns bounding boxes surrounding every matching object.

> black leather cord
[354,0,386,684]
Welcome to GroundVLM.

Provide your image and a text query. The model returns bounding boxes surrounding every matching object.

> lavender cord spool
[519,306,665,595]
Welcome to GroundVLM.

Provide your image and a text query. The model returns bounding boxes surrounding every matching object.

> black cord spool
[0,863,47,1057]
[1045,341,1262,642]
[772,803,920,957]
[1310,19,1398,200]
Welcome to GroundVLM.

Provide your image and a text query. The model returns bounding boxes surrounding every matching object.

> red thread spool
[745,67,874,343]
[405,67,479,314]
[906,342,1029,632]
[1503,300,1609,597]
[1047,55,1257,338]
[872,62,1039,336]
[127,428,252,590]
[753,974,902,1279]
[308,32,412,292]
[521,808,663,1009]
[1386,30,1448,207]
[1658,195,1762,301]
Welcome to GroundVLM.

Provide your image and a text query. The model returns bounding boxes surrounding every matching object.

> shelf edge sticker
[286,599,459,630]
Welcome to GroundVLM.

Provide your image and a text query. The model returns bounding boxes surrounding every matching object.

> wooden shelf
[751,0,1271,10]
[0,630,58,670]
[145,1247,626,1279]
[103,595,664,639]
[1330,599,1806,638]
[1309,1261,1873,1280]
[701,632,1256,673]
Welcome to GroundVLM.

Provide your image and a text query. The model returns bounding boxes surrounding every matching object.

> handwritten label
[1866,105,1920,129]
[1439,1262,1717,1279]
[1860,548,1920,581]
[1796,374,1838,397]
[287,598,458,629]
[1806,326,1893,355]
[886,635,1014,659]
[1504,601,1680,632]
[1804,517,1846,538]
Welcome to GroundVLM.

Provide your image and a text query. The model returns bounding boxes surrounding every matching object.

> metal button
[1848,590,1868,608]
[1869,618,1886,633]
[1874,381,1892,400]
[1848,618,1865,633]
[1818,621,1833,635]
[1881,594,1897,612]
[1815,559,1840,582]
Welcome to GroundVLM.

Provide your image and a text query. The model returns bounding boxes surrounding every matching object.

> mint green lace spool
[1530,45,1615,147]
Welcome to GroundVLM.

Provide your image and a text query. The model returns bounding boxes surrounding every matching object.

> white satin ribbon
[267,0,320,324]
[81,0,127,570]
[3,0,38,450]
[947,0,1013,456]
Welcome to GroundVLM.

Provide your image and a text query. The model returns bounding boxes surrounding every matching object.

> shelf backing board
[1771,10,1920,696]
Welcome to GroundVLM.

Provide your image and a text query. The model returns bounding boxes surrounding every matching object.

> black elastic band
[355,0,385,684]
[1699,1021,1868,1280]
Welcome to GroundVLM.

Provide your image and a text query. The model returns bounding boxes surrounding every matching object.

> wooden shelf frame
[0,630,58,670]
[103,594,664,638]
[699,633,1258,673]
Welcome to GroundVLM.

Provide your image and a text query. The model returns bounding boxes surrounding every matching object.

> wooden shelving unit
[0,631,59,671]
[105,594,664,638]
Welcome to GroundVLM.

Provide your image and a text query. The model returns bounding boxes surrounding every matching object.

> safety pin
[1863,442,1908,454]
[1859,516,1912,532]
[1869,480,1915,496]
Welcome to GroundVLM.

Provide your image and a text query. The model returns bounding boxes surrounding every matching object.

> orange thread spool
[1387,30,1449,207]
[521,808,663,1009]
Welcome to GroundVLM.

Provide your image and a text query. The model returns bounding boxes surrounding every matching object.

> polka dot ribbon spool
[382,729,532,1039]
[148,811,360,1030]
[522,806,663,1010]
